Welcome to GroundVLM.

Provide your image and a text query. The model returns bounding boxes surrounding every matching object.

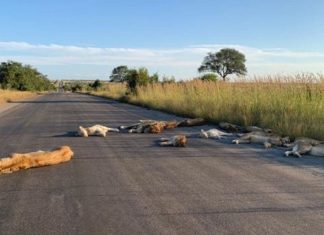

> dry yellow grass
[0,90,36,105]
[90,74,324,140]
[89,83,127,100]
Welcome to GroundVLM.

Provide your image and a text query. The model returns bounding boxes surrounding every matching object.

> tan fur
[0,146,73,174]
[219,122,271,133]
[147,122,166,134]
[199,129,232,139]
[164,120,178,129]
[124,120,177,134]
[78,124,119,137]
[285,137,322,147]
[285,138,324,157]
[232,131,290,148]
[245,126,272,133]
[310,144,324,157]
[177,118,206,127]
[159,135,187,147]
[219,122,242,132]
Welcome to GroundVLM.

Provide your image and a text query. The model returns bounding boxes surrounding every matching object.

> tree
[161,75,176,84]
[125,69,139,93]
[90,79,102,90]
[109,65,129,82]
[199,73,218,82]
[71,83,83,92]
[149,73,159,83]
[0,60,53,91]
[198,48,247,81]
[125,67,157,93]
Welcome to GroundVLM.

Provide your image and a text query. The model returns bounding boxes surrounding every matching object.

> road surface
[0,93,324,235]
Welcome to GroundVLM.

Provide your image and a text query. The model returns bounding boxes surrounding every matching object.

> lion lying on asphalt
[78,124,119,137]
[120,118,206,134]
[284,137,324,157]
[232,131,290,148]
[0,146,73,174]
[219,122,272,133]
[199,128,232,139]
[159,135,187,147]
[120,120,177,134]
[177,118,206,127]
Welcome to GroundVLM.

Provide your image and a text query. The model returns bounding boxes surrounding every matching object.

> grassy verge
[88,75,324,140]
[0,90,37,105]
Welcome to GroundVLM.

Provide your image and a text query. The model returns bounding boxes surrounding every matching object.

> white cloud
[0,41,323,80]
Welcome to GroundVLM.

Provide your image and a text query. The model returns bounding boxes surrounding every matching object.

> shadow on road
[9,100,115,104]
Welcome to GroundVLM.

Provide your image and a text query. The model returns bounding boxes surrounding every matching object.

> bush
[90,79,102,91]
[0,61,53,91]
[125,67,158,93]
[200,73,218,82]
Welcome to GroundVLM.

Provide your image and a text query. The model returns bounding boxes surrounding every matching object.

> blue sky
[1,0,324,80]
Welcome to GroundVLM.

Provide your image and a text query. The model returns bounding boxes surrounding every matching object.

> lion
[199,128,232,139]
[0,146,73,174]
[219,122,243,132]
[177,118,206,127]
[138,119,178,130]
[232,131,290,148]
[284,137,324,158]
[159,135,187,147]
[120,120,177,134]
[78,124,119,137]
[219,122,272,133]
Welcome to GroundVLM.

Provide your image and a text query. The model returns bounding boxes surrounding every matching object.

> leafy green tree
[71,83,83,92]
[150,73,159,83]
[90,79,102,90]
[199,73,218,82]
[137,67,150,85]
[198,48,247,81]
[125,69,139,93]
[161,76,176,84]
[109,65,129,82]
[125,67,158,93]
[0,61,52,91]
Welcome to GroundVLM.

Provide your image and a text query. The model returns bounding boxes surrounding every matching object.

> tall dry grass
[0,90,36,105]
[91,74,324,139]
[90,83,127,100]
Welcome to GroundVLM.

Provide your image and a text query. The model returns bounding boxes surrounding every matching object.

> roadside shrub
[0,61,52,91]
[200,73,218,82]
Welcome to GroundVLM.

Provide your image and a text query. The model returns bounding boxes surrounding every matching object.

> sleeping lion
[0,146,74,174]
[232,131,290,148]
[78,124,119,137]
[120,120,177,134]
[284,137,324,158]
[159,135,187,147]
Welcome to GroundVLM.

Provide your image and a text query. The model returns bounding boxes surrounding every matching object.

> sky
[1,0,324,80]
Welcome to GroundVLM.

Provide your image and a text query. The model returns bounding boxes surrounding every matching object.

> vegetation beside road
[0,61,54,91]
[0,89,36,105]
[88,74,324,140]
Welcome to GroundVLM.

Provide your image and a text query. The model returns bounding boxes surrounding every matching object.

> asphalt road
[0,93,324,235]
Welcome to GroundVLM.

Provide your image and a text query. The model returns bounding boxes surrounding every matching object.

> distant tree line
[110,66,164,93]
[108,48,247,92]
[0,61,54,91]
[62,79,103,92]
